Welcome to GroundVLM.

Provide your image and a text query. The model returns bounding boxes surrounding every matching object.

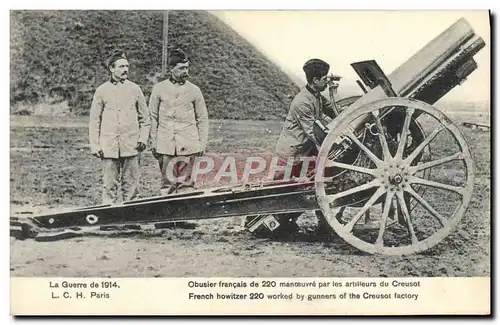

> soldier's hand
[151,148,161,160]
[91,147,103,158]
[136,142,146,152]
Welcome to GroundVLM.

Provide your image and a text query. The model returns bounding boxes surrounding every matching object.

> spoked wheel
[315,97,474,255]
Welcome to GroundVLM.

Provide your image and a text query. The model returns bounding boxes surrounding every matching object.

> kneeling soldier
[245,58,338,237]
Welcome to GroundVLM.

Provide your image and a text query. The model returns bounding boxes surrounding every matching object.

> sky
[211,10,490,104]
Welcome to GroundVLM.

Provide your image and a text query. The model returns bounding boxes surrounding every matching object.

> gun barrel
[410,36,485,105]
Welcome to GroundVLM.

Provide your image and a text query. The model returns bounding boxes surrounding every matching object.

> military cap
[168,48,189,67]
[106,49,127,67]
[303,58,330,79]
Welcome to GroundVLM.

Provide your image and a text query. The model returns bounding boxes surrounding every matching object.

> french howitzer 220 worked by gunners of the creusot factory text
[11,17,486,256]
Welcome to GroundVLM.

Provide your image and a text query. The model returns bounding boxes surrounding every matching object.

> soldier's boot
[275,213,302,235]
[315,207,346,239]
[316,216,331,235]
[160,186,175,196]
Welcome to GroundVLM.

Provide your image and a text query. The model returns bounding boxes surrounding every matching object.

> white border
[3,1,496,323]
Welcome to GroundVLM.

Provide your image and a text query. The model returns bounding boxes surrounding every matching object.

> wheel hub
[390,174,403,185]
[381,164,409,191]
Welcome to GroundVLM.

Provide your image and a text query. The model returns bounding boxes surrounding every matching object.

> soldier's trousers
[158,154,198,195]
[269,155,317,225]
[244,153,326,231]
[102,155,139,205]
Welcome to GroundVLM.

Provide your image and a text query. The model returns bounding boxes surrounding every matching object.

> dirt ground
[9,111,491,278]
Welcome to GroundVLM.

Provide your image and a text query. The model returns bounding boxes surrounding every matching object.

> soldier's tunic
[89,79,151,204]
[148,78,209,194]
[274,85,336,179]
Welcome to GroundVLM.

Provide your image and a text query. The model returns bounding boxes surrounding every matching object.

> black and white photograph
[8,9,491,315]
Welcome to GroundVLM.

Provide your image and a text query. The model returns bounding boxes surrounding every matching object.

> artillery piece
[10,17,486,256]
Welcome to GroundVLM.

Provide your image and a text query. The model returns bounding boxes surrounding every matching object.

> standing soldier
[89,49,151,204]
[149,48,209,195]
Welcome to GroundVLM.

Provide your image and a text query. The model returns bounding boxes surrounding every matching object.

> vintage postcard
[9,9,491,316]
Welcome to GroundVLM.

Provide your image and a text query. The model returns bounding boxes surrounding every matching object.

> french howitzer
[11,17,486,255]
